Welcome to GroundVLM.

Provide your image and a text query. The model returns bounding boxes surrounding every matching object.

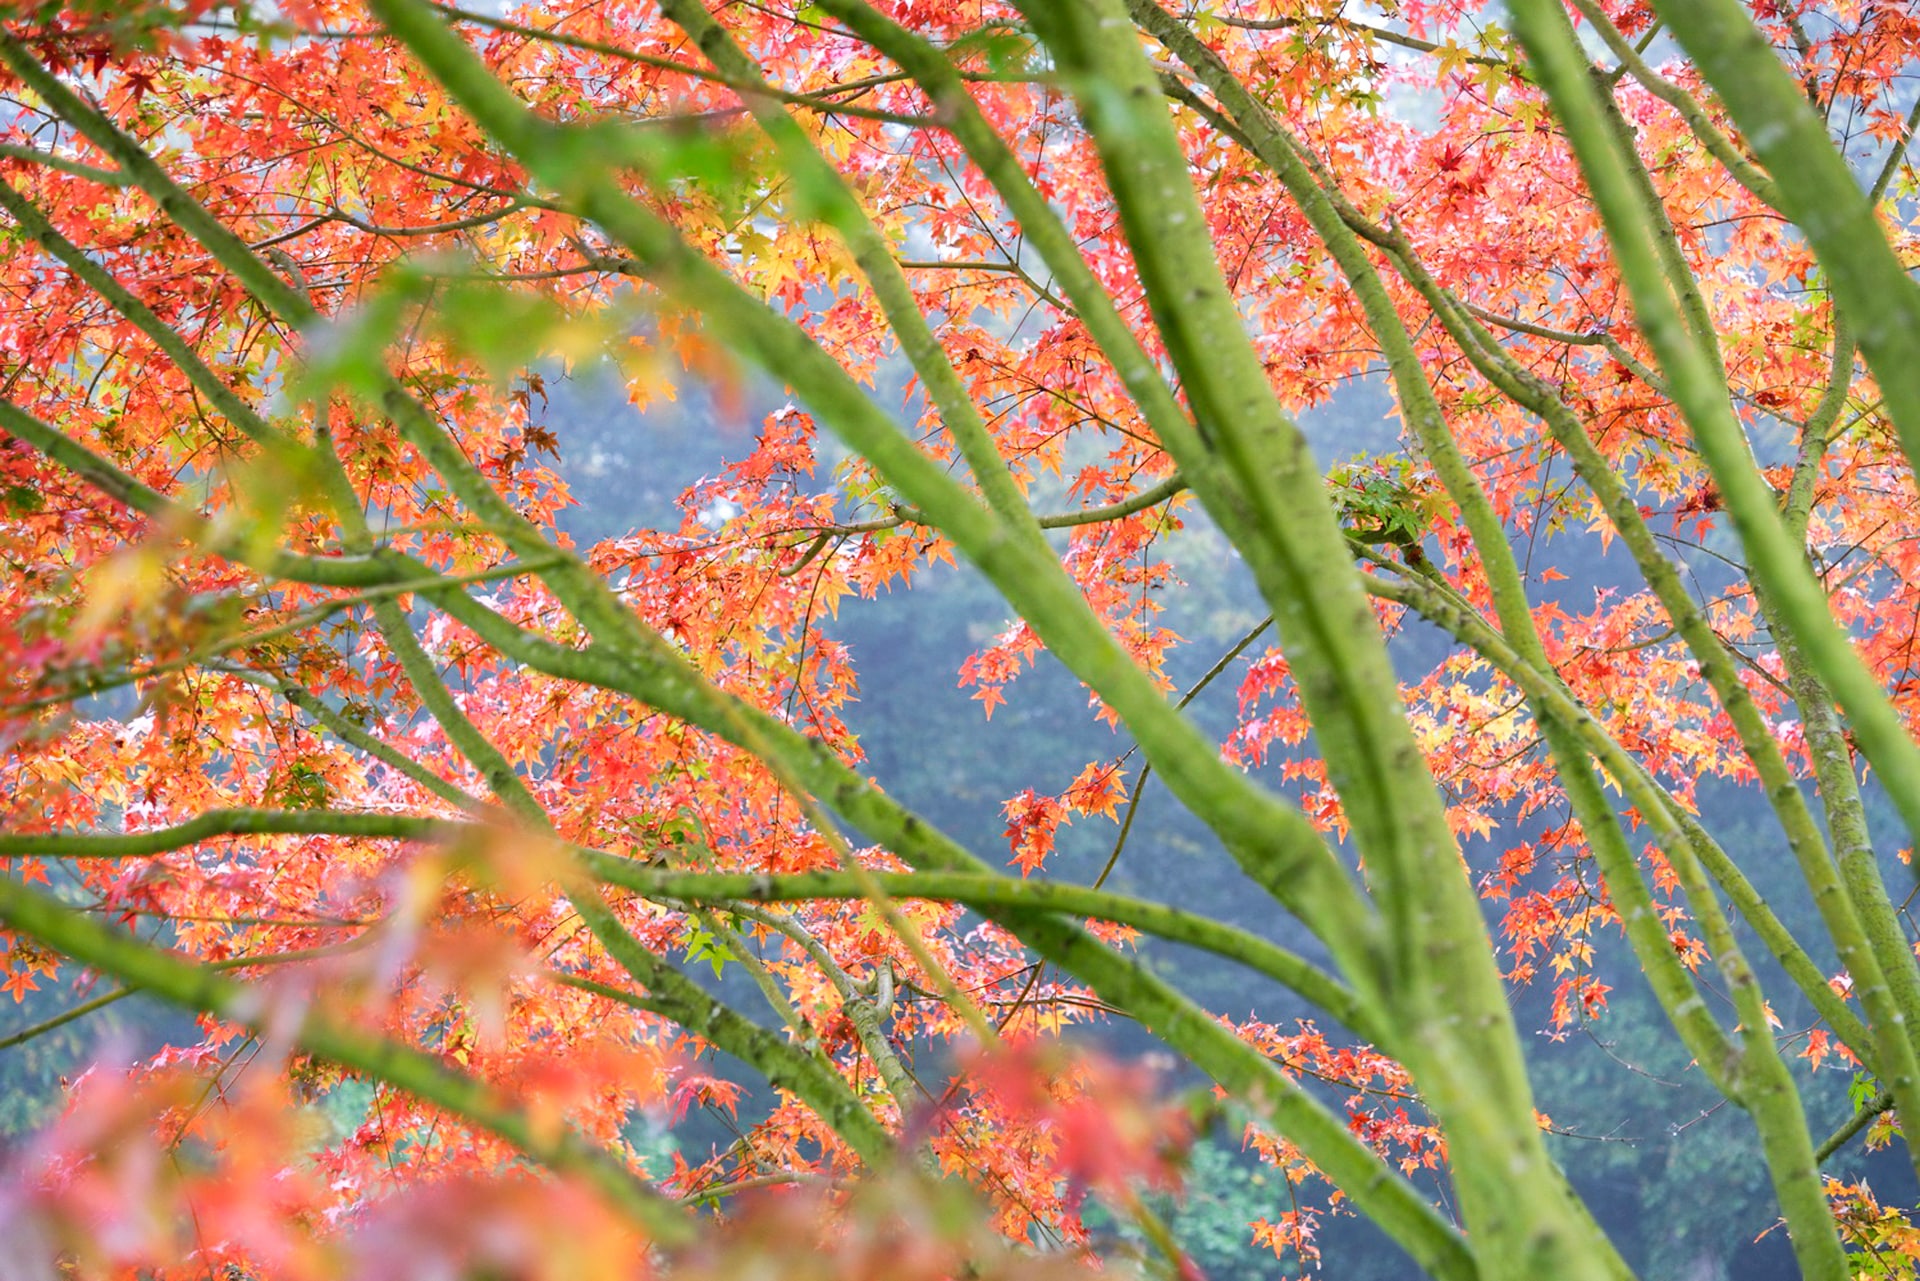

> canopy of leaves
[4,2,1920,1279]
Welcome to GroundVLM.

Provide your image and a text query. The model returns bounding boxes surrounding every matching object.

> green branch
[0,806,897,1160]
[0,985,128,1051]
[0,175,289,449]
[1494,8,1853,1271]
[0,809,457,858]
[1651,0,1920,476]
[1356,220,1910,1104]
[583,863,1381,1046]
[391,580,1475,1275]
[0,809,1373,1045]
[279,685,489,813]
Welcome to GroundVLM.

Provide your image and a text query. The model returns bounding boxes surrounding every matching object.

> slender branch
[813,471,1187,538]
[1816,1090,1894,1164]
[428,1,930,126]
[0,398,388,589]
[3,560,560,717]
[565,884,898,1161]
[1212,11,1510,69]
[0,140,127,185]
[1362,563,1870,1063]
[278,684,490,814]
[1524,0,1920,915]
[1358,227,1902,1092]
[0,985,129,1051]
[0,809,460,858]
[1497,9,1853,1272]
[718,901,920,1108]
[1869,93,1920,204]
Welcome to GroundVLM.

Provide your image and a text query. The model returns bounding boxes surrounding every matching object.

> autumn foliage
[5,0,1920,1278]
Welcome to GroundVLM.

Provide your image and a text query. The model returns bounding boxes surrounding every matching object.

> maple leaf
[2,965,42,1002]
[670,1072,742,1126]
[1001,788,1068,876]
[1062,760,1127,821]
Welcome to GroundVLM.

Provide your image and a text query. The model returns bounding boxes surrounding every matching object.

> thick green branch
[1362,233,1912,1108]
[1518,0,1920,923]
[1107,6,1622,1274]
[1651,0,1920,478]
[1494,8,1853,1271]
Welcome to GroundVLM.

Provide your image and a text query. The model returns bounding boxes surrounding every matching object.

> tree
[3,0,1920,1276]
